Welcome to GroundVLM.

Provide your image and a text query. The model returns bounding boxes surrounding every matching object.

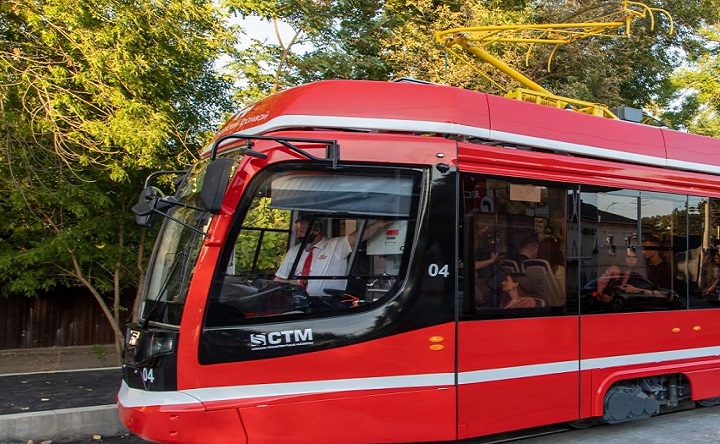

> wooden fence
[0,289,135,349]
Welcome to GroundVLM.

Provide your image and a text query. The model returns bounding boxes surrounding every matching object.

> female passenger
[499,272,537,308]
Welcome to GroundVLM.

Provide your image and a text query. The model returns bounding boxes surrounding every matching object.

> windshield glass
[141,158,224,325]
[205,167,422,326]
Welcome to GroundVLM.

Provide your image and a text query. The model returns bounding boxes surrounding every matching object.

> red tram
[118,79,720,443]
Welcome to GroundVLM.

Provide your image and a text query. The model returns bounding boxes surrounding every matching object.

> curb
[0,365,121,378]
[0,404,127,443]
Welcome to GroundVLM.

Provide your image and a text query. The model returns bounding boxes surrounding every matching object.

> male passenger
[621,235,673,294]
[513,233,540,264]
[638,235,672,289]
[274,215,390,296]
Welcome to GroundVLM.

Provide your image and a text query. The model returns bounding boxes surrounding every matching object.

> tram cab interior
[205,168,417,326]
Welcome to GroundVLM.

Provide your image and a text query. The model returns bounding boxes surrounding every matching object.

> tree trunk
[113,214,125,365]
[133,230,147,323]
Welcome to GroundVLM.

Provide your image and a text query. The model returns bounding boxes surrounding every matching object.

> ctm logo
[250,329,314,347]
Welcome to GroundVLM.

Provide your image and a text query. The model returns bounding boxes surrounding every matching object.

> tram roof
[209,80,720,175]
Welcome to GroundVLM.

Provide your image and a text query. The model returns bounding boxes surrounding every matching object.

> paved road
[57,404,720,444]
[489,405,720,443]
[0,368,125,444]
[58,434,148,444]
[0,368,121,415]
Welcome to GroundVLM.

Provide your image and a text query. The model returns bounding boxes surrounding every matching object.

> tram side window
[578,189,686,313]
[205,169,418,326]
[461,174,568,316]
[692,197,720,309]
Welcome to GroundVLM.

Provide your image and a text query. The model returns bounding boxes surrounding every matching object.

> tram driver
[274,215,391,296]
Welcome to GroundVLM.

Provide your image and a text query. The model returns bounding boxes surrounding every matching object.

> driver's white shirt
[275,236,352,295]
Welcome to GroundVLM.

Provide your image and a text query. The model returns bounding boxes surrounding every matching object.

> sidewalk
[0,346,129,444]
[0,345,120,375]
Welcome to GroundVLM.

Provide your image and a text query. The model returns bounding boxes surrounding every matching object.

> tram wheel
[697,397,720,407]
[567,418,597,429]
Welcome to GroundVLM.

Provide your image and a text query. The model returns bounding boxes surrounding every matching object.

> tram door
[456,175,581,438]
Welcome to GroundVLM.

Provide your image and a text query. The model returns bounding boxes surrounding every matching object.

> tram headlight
[148,334,175,356]
[124,329,177,363]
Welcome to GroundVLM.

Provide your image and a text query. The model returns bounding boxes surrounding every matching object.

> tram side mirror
[200,157,235,214]
[132,186,167,227]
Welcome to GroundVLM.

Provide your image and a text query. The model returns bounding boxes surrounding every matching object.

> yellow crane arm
[435,1,673,118]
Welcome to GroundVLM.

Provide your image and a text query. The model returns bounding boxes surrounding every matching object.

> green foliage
[1,0,235,175]
[93,344,109,363]
[0,165,137,295]
[0,0,236,342]
[235,197,290,272]
[540,0,720,112]
[291,0,392,83]
[224,0,720,125]
[383,0,533,92]
[664,25,720,136]
[224,0,392,104]
[379,0,720,119]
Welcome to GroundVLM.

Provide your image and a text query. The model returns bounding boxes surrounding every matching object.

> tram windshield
[205,167,422,326]
[140,159,221,326]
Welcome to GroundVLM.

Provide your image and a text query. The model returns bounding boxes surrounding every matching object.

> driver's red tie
[301,247,314,288]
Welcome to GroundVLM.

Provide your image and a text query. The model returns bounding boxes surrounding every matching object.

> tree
[383,0,720,116]
[383,0,532,92]
[224,0,720,124]
[224,0,392,105]
[664,25,720,136]
[533,0,720,111]
[0,0,235,355]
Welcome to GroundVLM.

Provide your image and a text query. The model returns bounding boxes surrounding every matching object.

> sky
[237,15,313,53]
[220,15,313,91]
[239,15,287,46]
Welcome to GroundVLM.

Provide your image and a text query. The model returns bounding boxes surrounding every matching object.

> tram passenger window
[578,189,686,313]
[460,174,569,317]
[205,169,419,326]
[691,197,720,309]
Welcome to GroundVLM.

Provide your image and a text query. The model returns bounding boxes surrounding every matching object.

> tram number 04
[141,367,155,384]
[428,263,450,278]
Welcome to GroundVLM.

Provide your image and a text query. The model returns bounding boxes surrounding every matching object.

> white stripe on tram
[204,114,720,175]
[580,345,720,371]
[118,345,720,409]
[458,360,578,385]
[118,373,455,408]
[489,129,668,170]
[118,381,204,408]
[184,372,456,403]
[205,115,492,152]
